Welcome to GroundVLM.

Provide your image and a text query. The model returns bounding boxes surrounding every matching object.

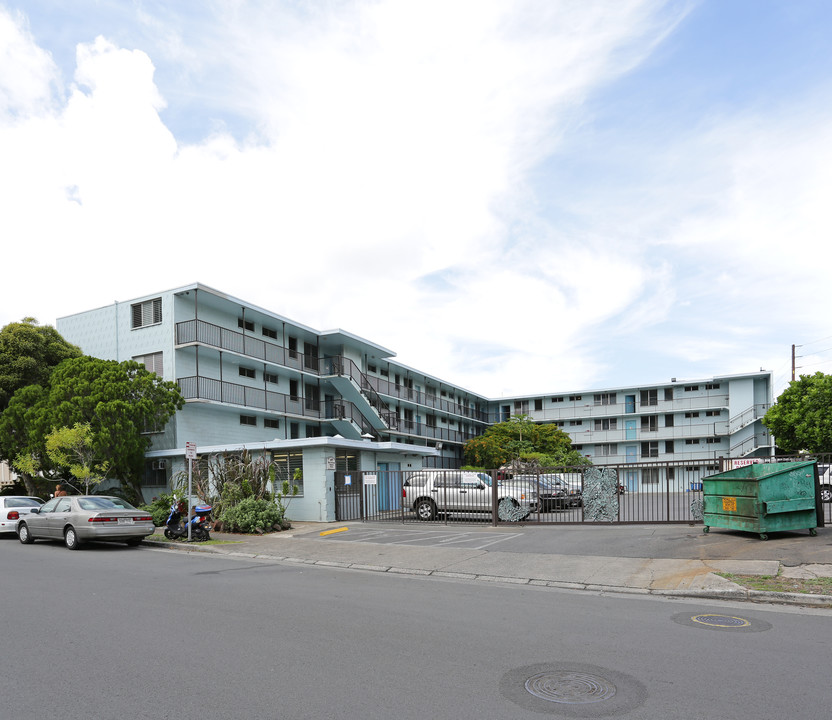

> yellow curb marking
[320,527,349,536]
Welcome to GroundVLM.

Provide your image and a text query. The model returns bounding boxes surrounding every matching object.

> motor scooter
[164,499,212,541]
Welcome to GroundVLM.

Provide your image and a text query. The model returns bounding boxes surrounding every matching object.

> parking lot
[317,526,524,550]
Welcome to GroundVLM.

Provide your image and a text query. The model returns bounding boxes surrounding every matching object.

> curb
[142,539,832,608]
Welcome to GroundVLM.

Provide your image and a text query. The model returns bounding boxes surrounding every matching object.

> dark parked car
[17,495,154,549]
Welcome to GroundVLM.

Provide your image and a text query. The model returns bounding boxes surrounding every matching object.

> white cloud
[1,1,829,398]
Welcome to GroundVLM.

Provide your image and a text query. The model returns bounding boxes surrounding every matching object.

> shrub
[220,497,284,534]
[140,493,178,527]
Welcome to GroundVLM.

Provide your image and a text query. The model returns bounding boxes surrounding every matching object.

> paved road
[3,538,831,720]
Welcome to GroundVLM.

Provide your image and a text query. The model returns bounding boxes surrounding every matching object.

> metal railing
[338,459,832,527]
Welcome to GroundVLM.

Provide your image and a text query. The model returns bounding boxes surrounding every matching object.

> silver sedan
[17,495,154,550]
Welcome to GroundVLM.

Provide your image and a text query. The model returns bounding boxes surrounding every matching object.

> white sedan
[0,496,44,534]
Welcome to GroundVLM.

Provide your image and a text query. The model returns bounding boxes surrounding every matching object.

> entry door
[377,463,401,511]
[624,419,636,440]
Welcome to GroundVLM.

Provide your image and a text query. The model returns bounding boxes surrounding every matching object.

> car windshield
[78,497,137,511]
[6,498,43,508]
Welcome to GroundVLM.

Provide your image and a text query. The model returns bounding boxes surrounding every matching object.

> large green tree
[464,414,590,469]
[0,318,81,413]
[0,356,184,502]
[763,372,832,453]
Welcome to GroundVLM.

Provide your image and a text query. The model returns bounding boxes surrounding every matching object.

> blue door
[625,420,636,440]
[378,463,401,511]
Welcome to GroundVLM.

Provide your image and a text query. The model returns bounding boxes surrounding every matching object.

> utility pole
[792,344,796,382]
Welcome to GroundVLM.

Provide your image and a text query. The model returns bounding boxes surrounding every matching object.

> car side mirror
[30,508,40,514]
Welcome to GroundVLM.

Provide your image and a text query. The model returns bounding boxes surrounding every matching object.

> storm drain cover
[524,671,616,704]
[691,614,750,628]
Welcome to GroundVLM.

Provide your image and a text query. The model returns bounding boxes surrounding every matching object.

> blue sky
[1,1,831,398]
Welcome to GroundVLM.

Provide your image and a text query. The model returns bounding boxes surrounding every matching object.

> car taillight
[134,515,152,522]
[88,516,119,522]
[7,511,20,520]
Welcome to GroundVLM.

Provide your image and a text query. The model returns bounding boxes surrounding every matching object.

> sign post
[185,442,196,541]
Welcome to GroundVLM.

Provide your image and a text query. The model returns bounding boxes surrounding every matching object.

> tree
[463,414,590,468]
[44,423,111,493]
[0,356,184,502]
[0,318,81,413]
[763,372,832,453]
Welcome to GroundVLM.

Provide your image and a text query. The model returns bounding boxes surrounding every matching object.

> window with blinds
[134,351,163,376]
[272,451,304,496]
[131,298,162,328]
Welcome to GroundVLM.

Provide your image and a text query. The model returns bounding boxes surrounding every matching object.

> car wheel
[18,522,34,544]
[64,526,82,550]
[125,538,143,547]
[415,499,436,521]
[821,486,832,503]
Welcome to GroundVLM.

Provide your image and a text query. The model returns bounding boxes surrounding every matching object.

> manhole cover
[672,610,771,633]
[525,671,617,704]
[500,662,646,715]
[691,614,751,628]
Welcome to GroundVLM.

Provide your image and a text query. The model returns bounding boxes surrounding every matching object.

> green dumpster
[702,461,821,540]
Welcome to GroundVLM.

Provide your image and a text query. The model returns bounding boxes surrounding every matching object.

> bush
[220,497,284,534]
[140,493,178,527]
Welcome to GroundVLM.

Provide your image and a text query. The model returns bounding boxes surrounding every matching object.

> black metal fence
[334,458,832,527]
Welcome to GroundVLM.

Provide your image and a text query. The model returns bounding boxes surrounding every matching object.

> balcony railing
[177,376,470,445]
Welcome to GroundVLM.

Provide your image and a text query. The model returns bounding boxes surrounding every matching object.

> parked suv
[403,471,538,521]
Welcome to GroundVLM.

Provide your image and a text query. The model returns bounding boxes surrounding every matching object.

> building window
[641,441,658,458]
[290,422,300,439]
[664,388,673,401]
[265,372,279,384]
[665,440,674,454]
[569,395,582,401]
[368,364,377,373]
[594,392,616,406]
[142,459,167,487]
[594,418,617,431]
[640,389,657,406]
[288,337,298,359]
[134,351,163,376]
[642,468,660,484]
[569,420,583,427]
[272,450,303,496]
[705,410,721,417]
[240,415,256,426]
[596,443,617,456]
[264,418,279,429]
[705,383,720,390]
[684,385,699,392]
[685,412,699,418]
[706,437,721,444]
[665,414,674,427]
[262,326,277,340]
[641,416,658,432]
[534,398,543,412]
[514,400,529,414]
[426,414,436,427]
[685,438,700,445]
[239,367,256,379]
[238,318,254,332]
[131,298,162,328]
[552,396,564,402]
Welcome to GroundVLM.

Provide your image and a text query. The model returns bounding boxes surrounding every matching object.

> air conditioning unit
[152,460,167,470]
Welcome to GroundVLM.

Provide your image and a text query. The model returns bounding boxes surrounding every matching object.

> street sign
[185,441,196,460]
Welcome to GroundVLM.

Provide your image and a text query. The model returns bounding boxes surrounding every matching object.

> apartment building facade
[56,283,773,520]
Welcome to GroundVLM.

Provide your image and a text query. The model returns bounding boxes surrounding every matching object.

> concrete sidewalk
[144,522,832,607]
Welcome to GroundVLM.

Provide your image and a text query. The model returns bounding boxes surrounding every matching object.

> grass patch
[718,571,832,595]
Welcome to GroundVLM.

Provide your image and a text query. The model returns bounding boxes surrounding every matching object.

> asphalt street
[2,537,831,720]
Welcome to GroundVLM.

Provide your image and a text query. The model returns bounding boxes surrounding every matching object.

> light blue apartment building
[57,283,773,520]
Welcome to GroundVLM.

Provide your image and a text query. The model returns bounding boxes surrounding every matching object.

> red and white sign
[185,442,197,460]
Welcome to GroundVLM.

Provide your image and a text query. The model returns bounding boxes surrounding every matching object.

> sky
[1,0,831,400]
